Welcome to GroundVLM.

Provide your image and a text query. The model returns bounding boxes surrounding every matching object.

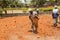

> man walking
[32,9,39,33]
[52,5,59,27]
[28,7,34,32]
[28,7,39,34]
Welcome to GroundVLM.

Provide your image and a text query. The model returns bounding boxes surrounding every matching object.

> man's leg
[34,18,38,33]
[58,15,60,24]
[30,18,35,33]
[31,21,34,32]
[35,23,38,33]
[56,17,58,26]
[54,18,58,27]
[29,17,34,32]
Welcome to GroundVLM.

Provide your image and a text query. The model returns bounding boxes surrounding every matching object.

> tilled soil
[0,14,60,40]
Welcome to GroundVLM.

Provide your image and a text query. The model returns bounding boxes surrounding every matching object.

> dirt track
[0,14,60,40]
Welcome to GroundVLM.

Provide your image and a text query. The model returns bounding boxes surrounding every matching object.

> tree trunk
[4,9,7,14]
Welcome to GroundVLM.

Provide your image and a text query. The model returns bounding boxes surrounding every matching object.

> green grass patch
[3,6,60,12]
[4,7,53,11]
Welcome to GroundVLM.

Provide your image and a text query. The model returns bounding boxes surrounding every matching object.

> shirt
[33,11,38,17]
[53,9,59,14]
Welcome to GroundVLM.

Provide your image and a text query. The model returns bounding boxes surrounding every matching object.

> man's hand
[35,16,39,20]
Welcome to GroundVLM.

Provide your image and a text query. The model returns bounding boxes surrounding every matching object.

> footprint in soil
[14,20,16,23]
[5,24,7,26]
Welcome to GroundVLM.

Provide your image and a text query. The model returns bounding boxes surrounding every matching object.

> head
[54,5,58,9]
[29,8,32,11]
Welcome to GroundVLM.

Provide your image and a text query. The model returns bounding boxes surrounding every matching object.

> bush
[0,8,3,15]
[39,7,53,12]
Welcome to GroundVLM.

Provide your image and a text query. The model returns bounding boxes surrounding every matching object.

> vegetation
[0,0,60,8]
[30,0,60,7]
[0,0,60,14]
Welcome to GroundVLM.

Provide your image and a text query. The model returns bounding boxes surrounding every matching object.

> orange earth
[0,14,60,40]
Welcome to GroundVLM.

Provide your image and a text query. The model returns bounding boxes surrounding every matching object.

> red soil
[0,14,60,40]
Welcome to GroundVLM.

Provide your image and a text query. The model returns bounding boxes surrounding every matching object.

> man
[28,7,34,32]
[28,8,39,34]
[52,5,59,27]
[35,8,39,16]
[32,9,39,33]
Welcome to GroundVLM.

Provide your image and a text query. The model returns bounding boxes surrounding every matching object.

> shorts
[52,13,59,19]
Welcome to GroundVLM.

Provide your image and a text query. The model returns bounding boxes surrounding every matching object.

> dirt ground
[0,14,60,40]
